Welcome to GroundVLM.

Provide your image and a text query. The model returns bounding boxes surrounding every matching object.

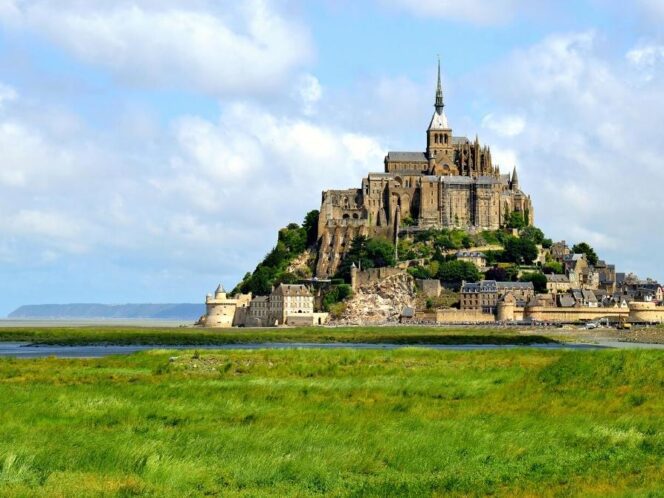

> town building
[545,274,571,294]
[203,284,328,328]
[460,280,535,313]
[455,251,487,269]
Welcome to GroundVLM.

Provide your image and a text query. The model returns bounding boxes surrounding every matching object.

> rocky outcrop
[334,272,415,325]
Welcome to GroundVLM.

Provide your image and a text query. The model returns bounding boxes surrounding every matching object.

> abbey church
[316,62,534,277]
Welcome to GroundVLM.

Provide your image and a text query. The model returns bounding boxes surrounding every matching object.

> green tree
[572,242,599,266]
[322,284,353,311]
[485,266,508,281]
[437,260,482,284]
[336,236,396,281]
[542,261,564,274]
[520,226,545,245]
[507,211,526,229]
[502,236,538,265]
[302,210,319,246]
[520,272,548,293]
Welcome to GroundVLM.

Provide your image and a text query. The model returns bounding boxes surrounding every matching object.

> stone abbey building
[316,63,534,277]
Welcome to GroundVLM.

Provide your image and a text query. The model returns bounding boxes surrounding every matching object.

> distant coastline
[7,303,204,322]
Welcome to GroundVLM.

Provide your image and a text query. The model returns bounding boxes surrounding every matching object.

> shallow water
[0,341,610,359]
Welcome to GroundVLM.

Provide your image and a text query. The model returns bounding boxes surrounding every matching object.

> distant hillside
[8,304,205,320]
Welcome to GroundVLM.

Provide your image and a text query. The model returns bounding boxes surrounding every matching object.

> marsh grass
[0,326,556,346]
[0,349,662,496]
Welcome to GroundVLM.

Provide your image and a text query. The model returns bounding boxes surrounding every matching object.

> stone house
[455,251,487,269]
[461,280,535,313]
[545,274,571,294]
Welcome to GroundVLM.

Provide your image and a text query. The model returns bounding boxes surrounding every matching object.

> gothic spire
[435,56,444,114]
[511,166,519,190]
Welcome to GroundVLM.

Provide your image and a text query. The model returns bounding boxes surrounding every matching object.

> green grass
[0,348,662,496]
[0,326,558,346]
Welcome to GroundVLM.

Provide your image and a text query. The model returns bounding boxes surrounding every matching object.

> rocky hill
[334,273,416,325]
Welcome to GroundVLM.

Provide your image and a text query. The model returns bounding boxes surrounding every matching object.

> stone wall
[351,267,405,292]
[434,309,496,323]
[629,302,664,323]
[524,306,628,322]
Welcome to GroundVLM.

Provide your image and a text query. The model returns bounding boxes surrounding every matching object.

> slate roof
[461,280,534,293]
[558,295,576,308]
[272,284,311,297]
[456,251,487,259]
[496,282,535,291]
[386,151,428,162]
[546,274,569,283]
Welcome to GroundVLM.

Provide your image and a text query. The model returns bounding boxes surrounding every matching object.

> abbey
[316,62,534,277]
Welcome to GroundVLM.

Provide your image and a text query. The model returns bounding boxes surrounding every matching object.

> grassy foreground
[0,348,662,496]
[0,325,558,346]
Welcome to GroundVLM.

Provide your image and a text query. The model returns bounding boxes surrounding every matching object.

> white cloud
[474,32,664,278]
[627,43,664,81]
[481,114,526,137]
[381,0,527,25]
[296,74,323,116]
[0,83,17,108]
[0,0,313,96]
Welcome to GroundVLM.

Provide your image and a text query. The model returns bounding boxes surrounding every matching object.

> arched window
[444,134,448,144]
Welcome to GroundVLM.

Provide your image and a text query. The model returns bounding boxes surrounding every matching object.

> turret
[215,284,227,300]
[511,166,519,190]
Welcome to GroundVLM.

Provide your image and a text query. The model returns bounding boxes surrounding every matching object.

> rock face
[335,272,416,325]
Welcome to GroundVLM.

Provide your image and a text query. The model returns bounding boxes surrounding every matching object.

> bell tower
[427,58,453,166]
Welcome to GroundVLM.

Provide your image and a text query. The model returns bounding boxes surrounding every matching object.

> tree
[303,210,320,246]
[520,272,548,293]
[520,226,545,245]
[437,260,481,284]
[322,284,353,311]
[572,242,599,266]
[336,236,396,281]
[485,266,508,281]
[502,236,538,265]
[542,261,564,274]
[507,211,526,229]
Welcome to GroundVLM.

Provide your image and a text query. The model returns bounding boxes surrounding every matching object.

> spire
[511,166,519,190]
[435,56,444,114]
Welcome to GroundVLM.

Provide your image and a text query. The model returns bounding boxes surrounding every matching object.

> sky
[0,0,663,314]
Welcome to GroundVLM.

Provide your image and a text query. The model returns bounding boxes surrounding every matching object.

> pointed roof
[215,284,225,294]
[511,166,519,187]
[435,56,444,112]
[428,57,449,131]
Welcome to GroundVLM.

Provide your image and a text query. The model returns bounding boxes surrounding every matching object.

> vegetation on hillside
[234,210,319,295]
[0,349,661,496]
[335,235,396,282]
[573,242,599,266]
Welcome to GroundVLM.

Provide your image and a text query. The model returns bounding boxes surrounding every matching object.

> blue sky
[0,0,663,315]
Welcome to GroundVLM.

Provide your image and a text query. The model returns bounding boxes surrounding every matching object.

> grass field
[0,326,559,346]
[0,348,662,496]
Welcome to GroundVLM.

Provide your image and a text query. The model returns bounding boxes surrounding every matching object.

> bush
[502,236,538,265]
[437,260,482,284]
[322,284,353,311]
